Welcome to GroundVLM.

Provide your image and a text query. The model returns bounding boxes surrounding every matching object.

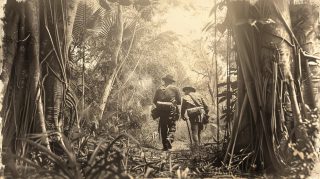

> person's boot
[162,140,172,151]
[166,137,173,150]
[162,147,168,151]
[162,143,168,151]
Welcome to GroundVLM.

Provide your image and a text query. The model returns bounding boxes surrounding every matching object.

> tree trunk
[290,3,320,164]
[97,5,124,120]
[225,1,269,171]
[1,0,79,162]
[0,0,7,171]
[2,0,32,158]
[226,0,317,174]
[26,0,51,150]
[290,4,318,110]
[39,0,79,150]
[111,5,123,66]
[99,70,117,120]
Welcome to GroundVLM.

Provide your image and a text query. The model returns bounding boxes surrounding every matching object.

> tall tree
[290,4,318,110]
[1,0,79,165]
[98,4,125,120]
[223,0,318,174]
[0,0,6,169]
[94,0,154,121]
[290,2,320,160]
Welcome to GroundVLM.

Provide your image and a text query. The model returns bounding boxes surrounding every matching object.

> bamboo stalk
[214,0,220,146]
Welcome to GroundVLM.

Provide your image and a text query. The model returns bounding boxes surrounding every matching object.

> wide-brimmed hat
[183,86,196,92]
[162,74,175,82]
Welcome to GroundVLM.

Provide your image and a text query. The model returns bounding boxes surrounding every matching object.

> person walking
[181,86,209,147]
[153,74,181,151]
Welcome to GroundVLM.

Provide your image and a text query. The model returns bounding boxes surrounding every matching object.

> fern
[73,0,114,43]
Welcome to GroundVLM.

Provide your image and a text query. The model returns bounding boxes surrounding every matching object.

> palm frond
[73,0,114,42]
[122,19,138,41]
[97,12,117,39]
[21,139,73,177]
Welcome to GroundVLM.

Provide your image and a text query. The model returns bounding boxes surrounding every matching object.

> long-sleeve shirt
[153,85,182,105]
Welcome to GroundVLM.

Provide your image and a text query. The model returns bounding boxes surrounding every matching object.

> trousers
[190,120,204,146]
[159,113,176,150]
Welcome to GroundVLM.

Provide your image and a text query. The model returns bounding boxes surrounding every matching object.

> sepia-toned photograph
[0,0,320,178]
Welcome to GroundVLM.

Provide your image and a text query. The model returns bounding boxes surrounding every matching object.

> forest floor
[137,120,320,179]
[130,120,242,178]
[310,161,320,178]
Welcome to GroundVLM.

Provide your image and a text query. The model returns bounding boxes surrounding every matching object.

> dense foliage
[1,0,320,178]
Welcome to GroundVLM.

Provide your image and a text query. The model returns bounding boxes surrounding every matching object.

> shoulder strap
[188,94,201,107]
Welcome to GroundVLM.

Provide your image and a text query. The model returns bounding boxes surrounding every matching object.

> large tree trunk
[40,0,79,137]
[290,3,320,166]
[223,2,256,167]
[225,0,317,174]
[1,0,79,164]
[2,0,35,158]
[0,0,7,170]
[290,4,318,110]
[1,1,49,173]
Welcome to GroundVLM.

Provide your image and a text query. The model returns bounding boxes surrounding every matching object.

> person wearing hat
[181,86,209,147]
[153,74,181,151]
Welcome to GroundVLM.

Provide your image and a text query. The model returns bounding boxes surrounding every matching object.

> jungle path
[133,120,225,178]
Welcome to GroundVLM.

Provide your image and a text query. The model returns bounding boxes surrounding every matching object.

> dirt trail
[173,119,215,151]
[310,160,320,178]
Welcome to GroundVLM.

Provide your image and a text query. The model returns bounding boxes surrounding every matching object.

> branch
[191,69,209,78]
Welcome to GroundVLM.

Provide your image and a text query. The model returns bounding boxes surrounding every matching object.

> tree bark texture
[40,0,79,135]
[0,0,7,170]
[225,0,317,174]
[290,3,320,165]
[1,0,79,160]
[290,4,318,110]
